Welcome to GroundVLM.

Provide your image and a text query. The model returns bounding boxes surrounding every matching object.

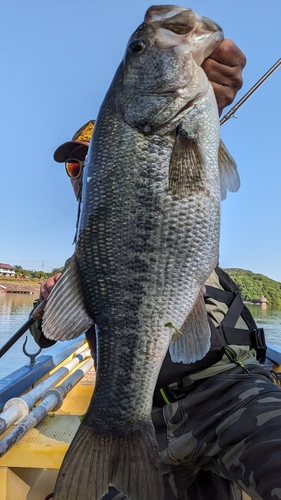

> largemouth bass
[43,5,239,499]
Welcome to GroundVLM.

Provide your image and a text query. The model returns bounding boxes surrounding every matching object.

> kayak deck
[0,340,280,499]
[0,340,95,499]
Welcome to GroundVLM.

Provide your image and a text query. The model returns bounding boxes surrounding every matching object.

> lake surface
[0,293,57,380]
[246,303,281,349]
[0,294,281,380]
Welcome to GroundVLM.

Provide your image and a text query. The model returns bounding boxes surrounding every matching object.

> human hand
[39,273,62,301]
[202,38,246,115]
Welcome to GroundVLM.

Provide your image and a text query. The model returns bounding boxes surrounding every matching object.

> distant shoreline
[0,280,40,294]
[244,301,267,306]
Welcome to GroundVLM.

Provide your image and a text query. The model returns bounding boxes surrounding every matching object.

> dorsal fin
[218,140,240,200]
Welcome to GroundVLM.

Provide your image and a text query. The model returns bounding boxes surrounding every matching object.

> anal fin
[169,290,211,364]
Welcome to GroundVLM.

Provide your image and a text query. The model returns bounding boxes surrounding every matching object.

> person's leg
[154,365,281,500]
[153,380,244,500]
[186,471,243,500]
[162,467,242,500]
[201,378,281,499]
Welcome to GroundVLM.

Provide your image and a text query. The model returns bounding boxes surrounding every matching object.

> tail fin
[53,417,163,500]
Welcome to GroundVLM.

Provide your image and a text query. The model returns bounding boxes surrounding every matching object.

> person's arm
[202,38,246,115]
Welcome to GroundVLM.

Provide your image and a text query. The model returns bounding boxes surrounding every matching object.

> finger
[39,275,61,301]
[203,62,244,102]
[210,82,239,114]
[39,285,49,301]
[202,39,246,114]
[53,273,62,283]
[207,38,246,69]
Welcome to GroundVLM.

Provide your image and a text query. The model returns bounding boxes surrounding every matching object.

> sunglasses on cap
[65,159,84,179]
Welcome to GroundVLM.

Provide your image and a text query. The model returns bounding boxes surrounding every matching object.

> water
[0,294,281,380]
[246,303,281,348]
[0,293,58,379]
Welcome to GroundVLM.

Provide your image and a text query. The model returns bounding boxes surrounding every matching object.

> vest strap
[205,285,233,305]
[221,291,244,328]
[220,325,266,363]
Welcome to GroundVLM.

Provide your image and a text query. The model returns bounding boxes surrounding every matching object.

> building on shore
[259,295,268,305]
[244,295,268,306]
[0,263,16,277]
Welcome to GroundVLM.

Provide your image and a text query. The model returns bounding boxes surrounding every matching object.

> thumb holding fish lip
[39,273,62,301]
[202,38,247,115]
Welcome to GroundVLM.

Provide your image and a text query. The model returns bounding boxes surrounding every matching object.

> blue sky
[1,0,280,280]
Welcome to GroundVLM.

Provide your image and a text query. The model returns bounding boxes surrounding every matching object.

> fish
[43,5,239,500]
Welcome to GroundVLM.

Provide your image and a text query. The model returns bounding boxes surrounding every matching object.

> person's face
[65,145,89,200]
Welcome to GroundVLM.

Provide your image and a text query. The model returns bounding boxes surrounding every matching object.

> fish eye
[128,39,146,53]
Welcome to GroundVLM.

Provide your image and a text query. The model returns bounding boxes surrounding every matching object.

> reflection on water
[0,293,53,380]
[246,304,281,348]
[0,294,281,380]
[0,293,36,335]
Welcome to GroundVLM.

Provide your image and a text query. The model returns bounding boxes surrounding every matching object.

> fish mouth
[144,6,222,34]
[200,16,222,34]
[144,6,223,60]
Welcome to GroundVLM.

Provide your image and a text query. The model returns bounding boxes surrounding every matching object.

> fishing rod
[0,299,46,358]
[220,58,281,126]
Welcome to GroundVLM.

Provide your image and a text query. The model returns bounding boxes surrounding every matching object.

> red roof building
[0,263,16,277]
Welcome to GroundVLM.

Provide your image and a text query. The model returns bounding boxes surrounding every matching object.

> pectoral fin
[169,129,206,197]
[218,140,240,200]
[42,254,94,340]
[168,291,211,364]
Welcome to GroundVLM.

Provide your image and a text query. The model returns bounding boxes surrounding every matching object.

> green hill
[223,268,281,306]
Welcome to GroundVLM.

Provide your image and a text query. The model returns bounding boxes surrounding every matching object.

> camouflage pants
[102,365,281,500]
[153,364,281,500]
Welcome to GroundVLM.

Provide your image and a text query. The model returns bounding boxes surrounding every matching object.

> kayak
[0,338,280,499]
[0,336,94,500]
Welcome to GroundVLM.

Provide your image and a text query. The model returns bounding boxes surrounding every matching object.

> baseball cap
[53,120,95,163]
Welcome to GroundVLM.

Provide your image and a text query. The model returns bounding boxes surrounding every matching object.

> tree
[52,267,64,274]
[224,268,281,306]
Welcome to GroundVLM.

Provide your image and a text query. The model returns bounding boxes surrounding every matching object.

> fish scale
[78,92,217,430]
